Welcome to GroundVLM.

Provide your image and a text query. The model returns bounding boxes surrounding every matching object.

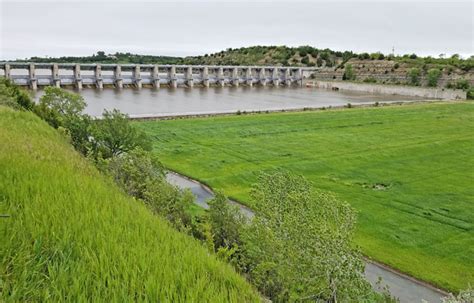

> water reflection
[33,86,426,117]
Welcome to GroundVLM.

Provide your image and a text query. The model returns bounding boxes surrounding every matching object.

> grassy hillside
[136,102,474,292]
[0,106,259,302]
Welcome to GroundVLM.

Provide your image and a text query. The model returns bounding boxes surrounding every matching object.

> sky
[1,0,473,60]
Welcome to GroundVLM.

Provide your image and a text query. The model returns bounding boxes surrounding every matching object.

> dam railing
[0,63,318,90]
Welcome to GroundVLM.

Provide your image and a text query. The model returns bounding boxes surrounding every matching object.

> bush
[467,88,474,100]
[208,192,246,251]
[243,171,372,302]
[407,68,421,86]
[0,78,35,111]
[343,64,356,81]
[455,79,470,90]
[427,68,442,87]
[90,109,151,159]
[363,77,377,83]
[35,87,92,155]
[105,148,192,231]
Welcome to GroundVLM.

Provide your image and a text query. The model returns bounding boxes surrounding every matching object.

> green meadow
[0,107,259,302]
[136,102,474,292]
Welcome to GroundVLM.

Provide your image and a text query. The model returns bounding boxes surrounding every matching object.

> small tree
[343,64,356,81]
[427,68,442,87]
[243,171,372,302]
[407,68,421,86]
[35,87,92,154]
[208,192,246,250]
[91,109,151,159]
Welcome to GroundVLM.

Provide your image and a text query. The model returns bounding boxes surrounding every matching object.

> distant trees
[407,68,421,86]
[343,64,356,81]
[427,68,442,87]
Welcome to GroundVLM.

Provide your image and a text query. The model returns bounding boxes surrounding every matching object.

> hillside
[0,106,259,302]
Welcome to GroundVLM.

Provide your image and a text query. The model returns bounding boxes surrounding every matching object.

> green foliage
[467,88,474,100]
[427,68,442,87]
[91,109,151,159]
[454,79,470,90]
[0,107,259,302]
[243,171,371,302]
[442,288,474,303]
[136,102,474,292]
[343,64,356,81]
[35,87,92,154]
[105,148,192,231]
[407,68,421,85]
[36,87,87,128]
[363,77,377,83]
[0,78,35,110]
[208,192,246,250]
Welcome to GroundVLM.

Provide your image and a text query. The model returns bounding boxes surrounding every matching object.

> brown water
[33,86,426,117]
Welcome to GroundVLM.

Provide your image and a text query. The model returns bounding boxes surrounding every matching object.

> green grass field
[0,106,259,302]
[136,102,474,292]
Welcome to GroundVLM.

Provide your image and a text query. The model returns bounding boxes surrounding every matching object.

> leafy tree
[242,171,372,302]
[0,78,35,111]
[343,64,356,81]
[35,87,92,154]
[208,192,246,250]
[91,109,151,159]
[407,68,421,86]
[427,68,442,87]
[35,86,86,128]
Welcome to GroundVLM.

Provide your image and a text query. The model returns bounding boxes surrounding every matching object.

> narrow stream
[166,171,447,303]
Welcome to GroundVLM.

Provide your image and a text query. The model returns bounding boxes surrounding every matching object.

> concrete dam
[0,63,317,90]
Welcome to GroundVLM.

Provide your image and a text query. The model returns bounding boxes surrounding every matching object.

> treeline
[27,51,181,65]
[18,47,474,72]
[0,80,471,302]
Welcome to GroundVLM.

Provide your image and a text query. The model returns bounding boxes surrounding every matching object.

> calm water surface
[33,86,426,117]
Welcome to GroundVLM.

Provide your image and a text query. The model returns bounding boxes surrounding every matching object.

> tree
[91,109,151,159]
[35,87,92,154]
[36,86,86,128]
[242,171,372,302]
[407,68,421,86]
[343,64,356,81]
[208,192,246,250]
[427,68,442,87]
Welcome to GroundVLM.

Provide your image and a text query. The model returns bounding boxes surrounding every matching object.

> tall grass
[0,106,259,302]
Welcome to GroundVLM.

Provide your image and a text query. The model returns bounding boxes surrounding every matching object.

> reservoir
[33,86,427,117]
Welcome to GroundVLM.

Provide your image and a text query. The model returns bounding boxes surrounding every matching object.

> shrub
[455,79,470,90]
[0,78,35,111]
[208,192,246,251]
[394,63,400,69]
[90,109,151,159]
[467,88,474,100]
[407,68,421,86]
[363,77,377,83]
[35,87,92,155]
[242,171,372,302]
[343,64,356,81]
[427,68,442,87]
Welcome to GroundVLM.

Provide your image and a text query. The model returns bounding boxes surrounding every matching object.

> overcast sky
[1,0,472,60]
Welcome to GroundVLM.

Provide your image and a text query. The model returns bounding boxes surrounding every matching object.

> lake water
[33,86,426,117]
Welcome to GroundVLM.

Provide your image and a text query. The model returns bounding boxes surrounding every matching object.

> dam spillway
[0,63,316,90]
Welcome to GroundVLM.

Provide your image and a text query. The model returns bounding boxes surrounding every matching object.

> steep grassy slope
[0,107,259,302]
[136,102,474,292]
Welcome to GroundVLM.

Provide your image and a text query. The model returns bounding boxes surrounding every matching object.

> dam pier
[0,63,314,90]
